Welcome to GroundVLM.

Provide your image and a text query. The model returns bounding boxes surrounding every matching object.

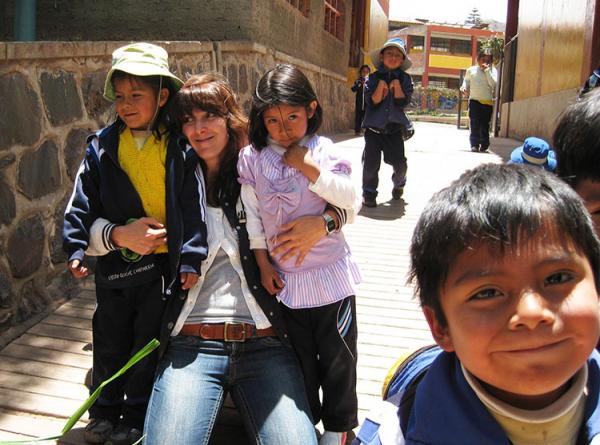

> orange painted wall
[514,0,587,100]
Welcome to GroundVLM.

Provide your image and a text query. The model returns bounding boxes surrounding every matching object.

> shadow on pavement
[359,198,406,221]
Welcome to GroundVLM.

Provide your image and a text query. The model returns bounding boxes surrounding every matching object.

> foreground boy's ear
[307,100,318,118]
[423,306,454,352]
[159,88,170,107]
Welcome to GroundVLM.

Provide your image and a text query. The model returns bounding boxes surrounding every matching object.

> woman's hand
[111,217,167,255]
[180,272,199,290]
[271,215,327,266]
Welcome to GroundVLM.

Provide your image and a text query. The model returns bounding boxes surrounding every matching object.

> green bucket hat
[103,42,184,101]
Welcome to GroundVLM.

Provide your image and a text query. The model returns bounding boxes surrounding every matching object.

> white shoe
[319,430,347,445]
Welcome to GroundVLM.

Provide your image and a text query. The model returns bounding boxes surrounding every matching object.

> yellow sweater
[118,129,168,254]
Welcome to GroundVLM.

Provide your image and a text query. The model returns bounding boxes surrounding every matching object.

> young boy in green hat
[63,42,208,445]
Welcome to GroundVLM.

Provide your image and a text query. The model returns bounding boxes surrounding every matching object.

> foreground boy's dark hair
[409,163,600,326]
[553,88,600,187]
[248,64,323,150]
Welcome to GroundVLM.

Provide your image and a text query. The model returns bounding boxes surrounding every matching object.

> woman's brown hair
[171,73,248,207]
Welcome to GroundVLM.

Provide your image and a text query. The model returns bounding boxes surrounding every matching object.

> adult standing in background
[351,65,370,136]
[460,48,497,152]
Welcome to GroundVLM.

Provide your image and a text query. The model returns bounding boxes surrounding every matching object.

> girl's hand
[180,272,199,290]
[259,261,285,295]
[111,217,167,255]
[68,259,89,279]
[283,144,320,183]
[271,215,327,266]
[283,144,310,170]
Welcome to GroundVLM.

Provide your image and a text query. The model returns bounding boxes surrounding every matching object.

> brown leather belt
[180,322,277,342]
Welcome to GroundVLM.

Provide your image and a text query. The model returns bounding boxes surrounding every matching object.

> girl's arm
[240,183,283,294]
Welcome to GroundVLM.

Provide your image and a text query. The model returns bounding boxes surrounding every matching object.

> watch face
[326,217,336,233]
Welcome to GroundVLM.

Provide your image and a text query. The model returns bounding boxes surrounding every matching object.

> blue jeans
[143,334,317,445]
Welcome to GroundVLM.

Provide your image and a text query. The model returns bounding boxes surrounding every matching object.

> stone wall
[2,0,351,76]
[0,40,353,336]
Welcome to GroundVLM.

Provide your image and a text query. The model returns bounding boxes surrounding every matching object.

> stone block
[50,193,71,264]
[18,140,62,199]
[16,279,50,322]
[7,214,45,278]
[227,64,239,92]
[65,128,90,181]
[0,262,14,330]
[238,65,248,94]
[81,71,112,123]
[0,178,16,226]
[0,153,16,170]
[0,73,42,150]
[40,71,83,127]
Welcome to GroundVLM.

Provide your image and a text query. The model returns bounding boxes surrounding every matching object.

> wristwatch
[323,213,336,235]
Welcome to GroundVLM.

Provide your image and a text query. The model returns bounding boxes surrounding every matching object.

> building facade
[499,0,600,141]
[393,22,502,89]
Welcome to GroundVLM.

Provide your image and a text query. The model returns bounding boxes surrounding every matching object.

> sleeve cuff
[249,236,268,250]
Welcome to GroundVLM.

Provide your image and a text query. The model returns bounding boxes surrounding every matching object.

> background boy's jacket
[62,122,208,292]
[362,67,414,132]
[354,347,600,444]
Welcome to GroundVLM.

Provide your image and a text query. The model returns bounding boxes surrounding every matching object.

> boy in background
[361,38,414,208]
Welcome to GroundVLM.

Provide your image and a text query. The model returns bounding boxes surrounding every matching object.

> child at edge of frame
[360,37,414,208]
[62,42,208,445]
[238,63,363,445]
[353,163,600,444]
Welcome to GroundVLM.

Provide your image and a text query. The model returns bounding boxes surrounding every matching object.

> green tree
[465,7,482,27]
[480,36,505,63]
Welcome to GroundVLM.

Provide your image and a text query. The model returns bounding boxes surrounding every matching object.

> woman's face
[182,109,228,168]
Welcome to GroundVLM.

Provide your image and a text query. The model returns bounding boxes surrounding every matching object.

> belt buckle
[223,322,246,342]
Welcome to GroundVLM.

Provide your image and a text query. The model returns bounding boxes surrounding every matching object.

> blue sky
[390,0,509,24]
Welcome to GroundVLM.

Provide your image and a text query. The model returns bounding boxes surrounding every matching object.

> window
[409,36,424,52]
[286,0,309,16]
[451,39,471,55]
[325,0,344,40]
[429,76,448,88]
[430,37,450,53]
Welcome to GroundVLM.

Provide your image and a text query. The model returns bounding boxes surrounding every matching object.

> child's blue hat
[103,42,183,101]
[509,137,557,172]
[370,38,412,71]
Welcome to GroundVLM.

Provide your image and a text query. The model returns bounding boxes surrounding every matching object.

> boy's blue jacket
[362,66,414,131]
[354,347,600,444]
[62,122,208,293]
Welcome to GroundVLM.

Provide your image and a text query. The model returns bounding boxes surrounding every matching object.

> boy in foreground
[354,163,600,444]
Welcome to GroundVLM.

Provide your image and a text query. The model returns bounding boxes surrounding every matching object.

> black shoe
[479,146,489,152]
[362,196,377,207]
[470,146,479,152]
[392,187,404,200]
[105,425,142,445]
[84,419,115,444]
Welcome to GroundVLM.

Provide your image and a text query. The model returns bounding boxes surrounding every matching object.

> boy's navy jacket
[62,122,208,293]
[354,347,600,444]
[362,66,414,132]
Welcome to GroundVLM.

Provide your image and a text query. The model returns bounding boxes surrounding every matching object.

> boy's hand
[111,217,167,255]
[390,79,405,98]
[180,272,199,290]
[376,80,389,97]
[259,261,285,295]
[68,259,89,279]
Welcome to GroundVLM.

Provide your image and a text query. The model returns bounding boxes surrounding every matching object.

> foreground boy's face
[381,47,404,71]
[427,232,600,409]
[576,179,600,238]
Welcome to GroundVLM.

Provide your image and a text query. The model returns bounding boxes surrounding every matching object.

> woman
[87,73,358,444]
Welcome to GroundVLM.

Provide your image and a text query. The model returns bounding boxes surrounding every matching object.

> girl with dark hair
[239,64,362,445]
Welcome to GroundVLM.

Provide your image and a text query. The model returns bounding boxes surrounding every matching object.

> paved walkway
[0,122,519,444]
